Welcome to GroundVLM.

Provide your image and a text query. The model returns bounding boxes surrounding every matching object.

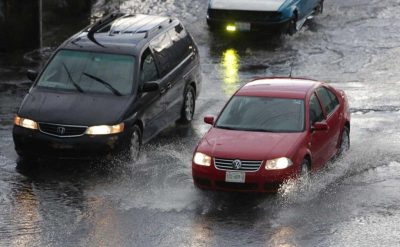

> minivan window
[37,50,135,96]
[140,49,158,82]
[150,32,173,77]
[316,87,339,115]
[167,24,191,65]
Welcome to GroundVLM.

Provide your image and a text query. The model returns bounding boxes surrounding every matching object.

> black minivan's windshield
[216,96,305,132]
[37,50,135,96]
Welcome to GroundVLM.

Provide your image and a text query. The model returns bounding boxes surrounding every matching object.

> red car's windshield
[216,96,305,132]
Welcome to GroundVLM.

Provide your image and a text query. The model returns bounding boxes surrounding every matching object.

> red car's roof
[236,78,322,99]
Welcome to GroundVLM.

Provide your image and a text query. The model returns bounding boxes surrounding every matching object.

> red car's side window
[316,87,339,116]
[309,93,324,125]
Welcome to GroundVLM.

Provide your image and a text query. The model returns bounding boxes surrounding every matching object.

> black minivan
[13,13,202,162]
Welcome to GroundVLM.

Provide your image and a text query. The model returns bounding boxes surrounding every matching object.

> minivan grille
[208,9,281,22]
[214,158,263,172]
[39,123,87,137]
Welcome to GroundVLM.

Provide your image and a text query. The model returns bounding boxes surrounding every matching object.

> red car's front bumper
[192,160,299,193]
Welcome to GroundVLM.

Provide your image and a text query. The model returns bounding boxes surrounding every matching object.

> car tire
[300,159,311,179]
[207,19,217,31]
[338,126,350,156]
[16,155,38,170]
[129,125,142,161]
[178,85,195,124]
[288,14,298,35]
[316,0,324,15]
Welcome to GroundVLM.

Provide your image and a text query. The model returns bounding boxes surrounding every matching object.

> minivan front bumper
[13,126,130,159]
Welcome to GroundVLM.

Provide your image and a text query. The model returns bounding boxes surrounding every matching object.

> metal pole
[39,0,42,49]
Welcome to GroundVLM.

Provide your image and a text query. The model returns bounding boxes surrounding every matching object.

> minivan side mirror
[26,70,38,82]
[141,82,159,92]
[312,121,329,131]
[204,116,214,125]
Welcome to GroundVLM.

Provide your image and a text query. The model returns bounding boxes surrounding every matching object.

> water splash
[277,141,399,206]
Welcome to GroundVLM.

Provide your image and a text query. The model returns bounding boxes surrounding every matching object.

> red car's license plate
[225,171,245,183]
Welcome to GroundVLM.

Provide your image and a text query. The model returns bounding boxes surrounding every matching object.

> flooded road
[1,0,400,246]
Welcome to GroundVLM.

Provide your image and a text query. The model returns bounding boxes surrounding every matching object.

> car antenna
[289,62,294,78]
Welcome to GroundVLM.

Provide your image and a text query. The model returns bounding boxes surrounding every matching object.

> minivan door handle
[189,46,196,59]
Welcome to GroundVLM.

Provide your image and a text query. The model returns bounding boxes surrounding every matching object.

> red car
[192,77,350,192]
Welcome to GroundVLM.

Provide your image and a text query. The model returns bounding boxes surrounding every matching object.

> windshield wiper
[82,72,122,96]
[243,128,274,132]
[217,125,275,132]
[216,125,238,130]
[61,62,85,93]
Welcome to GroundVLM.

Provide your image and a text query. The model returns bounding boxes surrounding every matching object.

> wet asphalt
[1,0,400,246]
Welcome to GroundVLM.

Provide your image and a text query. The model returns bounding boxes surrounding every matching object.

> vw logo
[232,159,242,170]
[57,127,66,135]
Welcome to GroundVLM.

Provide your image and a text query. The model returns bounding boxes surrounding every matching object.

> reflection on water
[9,181,41,247]
[268,226,297,247]
[221,48,240,95]
[85,197,124,247]
[189,217,215,247]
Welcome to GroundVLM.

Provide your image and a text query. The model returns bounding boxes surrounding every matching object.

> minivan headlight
[86,123,124,135]
[265,157,293,170]
[193,152,211,167]
[14,116,38,130]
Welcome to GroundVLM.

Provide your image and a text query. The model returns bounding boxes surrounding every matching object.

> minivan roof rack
[143,18,174,38]
[86,12,127,47]
[87,12,127,34]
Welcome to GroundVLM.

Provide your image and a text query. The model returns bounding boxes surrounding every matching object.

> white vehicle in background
[206,0,324,34]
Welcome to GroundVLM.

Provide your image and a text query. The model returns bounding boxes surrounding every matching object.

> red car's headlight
[265,157,293,170]
[193,152,212,167]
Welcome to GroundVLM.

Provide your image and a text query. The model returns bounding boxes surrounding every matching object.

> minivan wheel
[179,86,195,124]
[129,125,142,161]
[16,155,38,170]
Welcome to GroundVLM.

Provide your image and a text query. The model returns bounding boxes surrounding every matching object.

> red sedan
[192,78,350,192]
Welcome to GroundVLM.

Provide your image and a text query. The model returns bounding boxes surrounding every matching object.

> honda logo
[57,127,66,135]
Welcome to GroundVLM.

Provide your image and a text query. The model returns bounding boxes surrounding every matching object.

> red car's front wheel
[338,127,350,156]
[300,159,311,179]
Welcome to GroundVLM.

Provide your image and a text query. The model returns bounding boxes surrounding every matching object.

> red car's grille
[214,158,262,172]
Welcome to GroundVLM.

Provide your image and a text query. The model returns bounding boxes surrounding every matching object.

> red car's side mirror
[204,116,214,125]
[312,121,329,131]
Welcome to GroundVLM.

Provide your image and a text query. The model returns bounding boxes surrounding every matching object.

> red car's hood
[197,127,305,161]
